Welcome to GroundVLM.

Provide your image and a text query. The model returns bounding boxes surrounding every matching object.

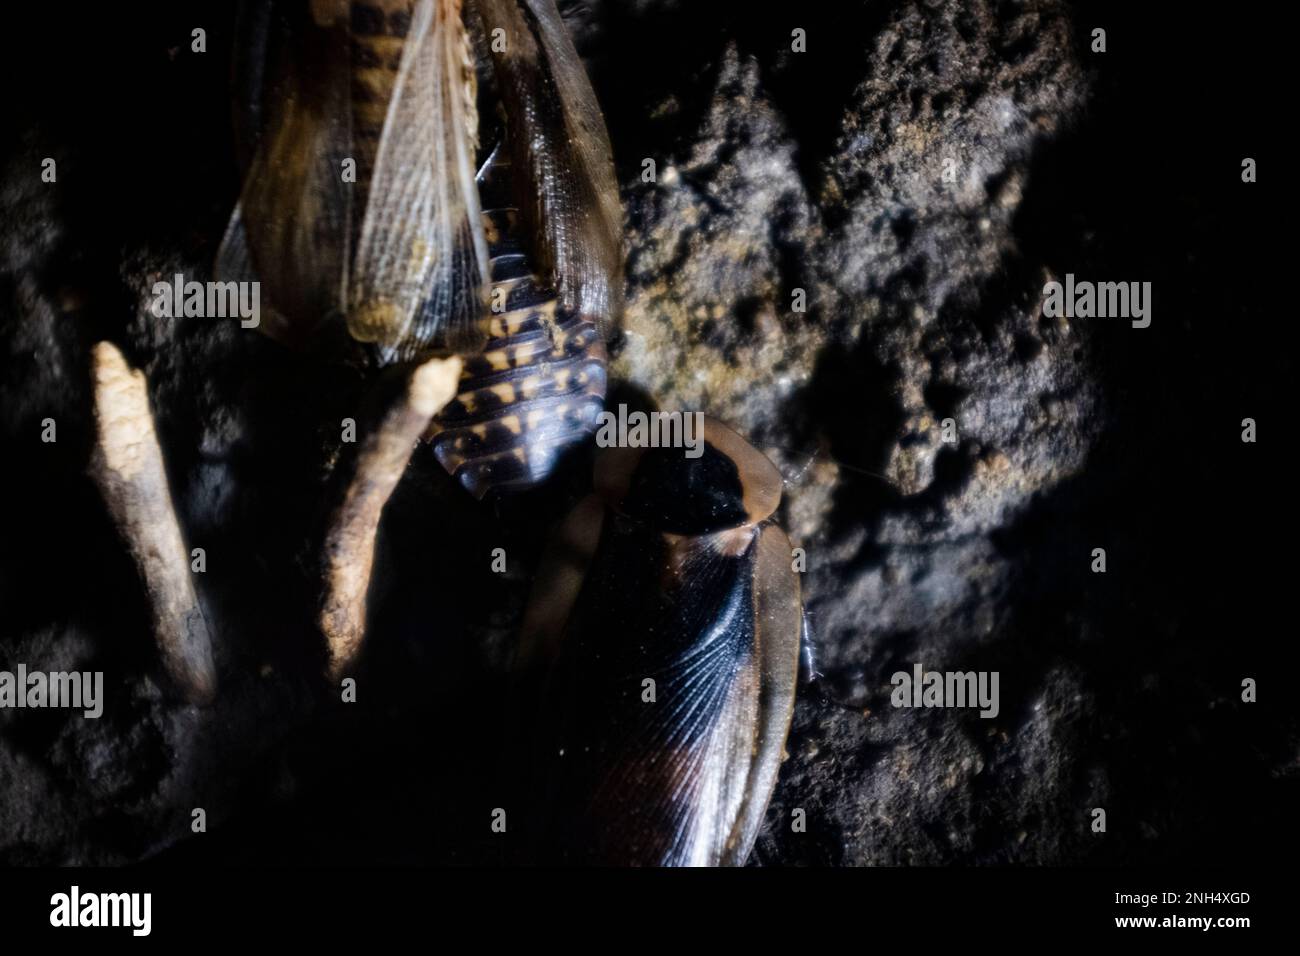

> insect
[217,0,805,866]
[216,0,623,498]
[516,416,803,865]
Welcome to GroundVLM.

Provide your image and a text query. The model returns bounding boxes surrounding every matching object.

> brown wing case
[522,419,801,865]
[216,0,355,347]
[474,0,624,331]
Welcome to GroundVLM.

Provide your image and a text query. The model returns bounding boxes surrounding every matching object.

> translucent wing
[215,0,354,348]
[347,0,490,363]
[475,0,624,331]
[532,519,801,865]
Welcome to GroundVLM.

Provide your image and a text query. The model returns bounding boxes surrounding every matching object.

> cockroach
[216,0,623,498]
[517,416,803,866]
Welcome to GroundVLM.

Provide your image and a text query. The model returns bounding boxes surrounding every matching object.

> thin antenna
[768,443,892,486]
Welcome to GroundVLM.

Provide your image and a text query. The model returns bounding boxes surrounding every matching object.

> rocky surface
[0,0,1291,865]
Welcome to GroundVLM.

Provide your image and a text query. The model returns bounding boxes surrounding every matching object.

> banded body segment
[428,153,607,498]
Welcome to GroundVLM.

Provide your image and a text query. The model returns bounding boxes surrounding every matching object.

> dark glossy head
[594,416,782,534]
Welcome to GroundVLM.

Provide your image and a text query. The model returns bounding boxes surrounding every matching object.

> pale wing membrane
[475,0,624,330]
[348,0,490,362]
[215,0,353,347]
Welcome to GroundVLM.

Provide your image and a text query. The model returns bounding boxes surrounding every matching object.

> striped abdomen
[428,159,608,498]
